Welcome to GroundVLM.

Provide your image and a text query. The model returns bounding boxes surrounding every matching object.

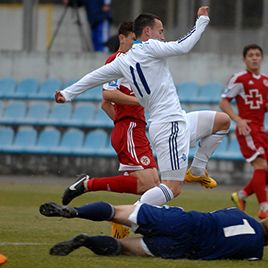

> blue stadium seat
[0,100,4,116]
[37,79,62,99]
[76,86,103,101]
[47,103,72,125]
[63,79,77,88]
[23,101,50,124]
[93,109,113,128]
[176,82,200,104]
[15,78,39,99]
[32,127,61,154]
[213,136,229,159]
[0,126,15,152]
[224,137,243,160]
[8,126,37,153]
[0,78,16,98]
[79,129,108,156]
[54,128,84,155]
[198,82,224,104]
[70,103,96,127]
[0,101,27,124]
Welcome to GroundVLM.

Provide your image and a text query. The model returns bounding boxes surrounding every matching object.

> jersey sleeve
[148,16,210,58]
[221,75,244,101]
[61,60,122,101]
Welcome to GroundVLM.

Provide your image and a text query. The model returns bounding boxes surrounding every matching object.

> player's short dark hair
[134,13,161,37]
[243,44,263,58]
[118,21,133,36]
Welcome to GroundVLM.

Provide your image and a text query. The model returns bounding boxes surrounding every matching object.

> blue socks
[75,201,115,221]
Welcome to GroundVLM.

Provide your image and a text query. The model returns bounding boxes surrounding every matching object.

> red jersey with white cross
[221,70,268,126]
[103,51,146,124]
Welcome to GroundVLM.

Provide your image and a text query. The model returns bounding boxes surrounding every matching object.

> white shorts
[149,119,190,181]
[186,110,216,147]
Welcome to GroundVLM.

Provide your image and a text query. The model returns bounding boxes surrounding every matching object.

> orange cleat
[184,169,217,189]
[257,210,268,219]
[231,192,246,211]
[0,254,7,266]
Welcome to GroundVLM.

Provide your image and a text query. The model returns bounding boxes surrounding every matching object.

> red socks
[243,169,267,203]
[87,175,138,194]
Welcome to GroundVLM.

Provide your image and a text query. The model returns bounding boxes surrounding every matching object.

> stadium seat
[176,82,200,104]
[54,128,84,155]
[79,129,108,156]
[23,101,50,124]
[8,126,37,153]
[47,103,72,126]
[0,126,15,152]
[15,78,39,99]
[37,79,62,99]
[213,136,229,159]
[0,77,16,98]
[0,100,4,116]
[32,127,61,154]
[198,82,224,104]
[70,103,96,127]
[93,109,113,128]
[224,137,243,160]
[0,101,27,124]
[76,86,103,101]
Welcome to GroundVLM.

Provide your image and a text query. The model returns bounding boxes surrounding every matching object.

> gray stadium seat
[15,78,39,99]
[0,78,16,98]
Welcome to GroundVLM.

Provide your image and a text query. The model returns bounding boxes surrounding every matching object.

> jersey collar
[133,40,142,44]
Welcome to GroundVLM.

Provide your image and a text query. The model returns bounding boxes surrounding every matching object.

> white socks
[139,183,174,206]
[191,130,228,175]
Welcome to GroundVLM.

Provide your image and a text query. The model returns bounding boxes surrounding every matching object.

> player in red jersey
[220,44,268,219]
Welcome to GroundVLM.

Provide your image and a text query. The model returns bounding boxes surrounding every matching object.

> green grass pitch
[0,177,267,268]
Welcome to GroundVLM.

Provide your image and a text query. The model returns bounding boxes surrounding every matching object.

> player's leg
[185,111,230,188]
[231,129,268,218]
[139,121,189,205]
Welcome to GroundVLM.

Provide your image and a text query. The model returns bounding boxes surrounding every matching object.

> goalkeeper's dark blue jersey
[136,205,264,260]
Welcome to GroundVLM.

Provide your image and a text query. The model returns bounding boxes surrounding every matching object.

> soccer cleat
[0,254,7,265]
[231,192,246,211]
[50,234,89,256]
[111,222,130,239]
[257,210,268,219]
[39,202,77,218]
[184,169,217,188]
[62,174,90,205]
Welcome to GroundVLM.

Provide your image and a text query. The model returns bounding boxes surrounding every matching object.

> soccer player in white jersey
[55,6,230,206]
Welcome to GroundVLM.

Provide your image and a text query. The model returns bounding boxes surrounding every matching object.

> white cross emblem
[244,89,263,109]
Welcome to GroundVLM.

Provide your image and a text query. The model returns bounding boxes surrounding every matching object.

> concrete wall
[1,50,268,85]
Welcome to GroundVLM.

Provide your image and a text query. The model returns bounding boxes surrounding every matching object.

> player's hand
[197,6,209,17]
[55,91,66,103]
[237,118,251,136]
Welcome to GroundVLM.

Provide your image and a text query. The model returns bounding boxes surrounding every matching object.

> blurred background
[0,0,267,183]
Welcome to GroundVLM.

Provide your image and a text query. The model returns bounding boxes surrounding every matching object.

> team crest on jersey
[244,89,263,109]
[140,156,150,166]
[263,79,268,87]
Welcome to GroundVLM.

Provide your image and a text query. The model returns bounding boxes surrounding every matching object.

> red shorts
[236,124,268,162]
[111,119,157,172]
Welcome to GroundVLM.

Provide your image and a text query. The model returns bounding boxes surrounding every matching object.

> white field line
[0,242,50,246]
